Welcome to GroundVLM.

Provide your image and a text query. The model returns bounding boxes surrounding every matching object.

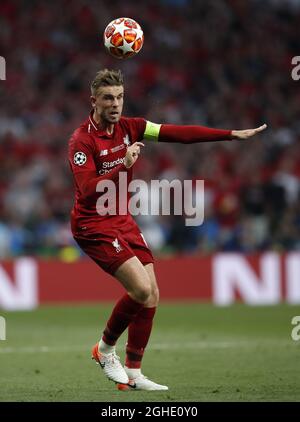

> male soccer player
[68,69,266,391]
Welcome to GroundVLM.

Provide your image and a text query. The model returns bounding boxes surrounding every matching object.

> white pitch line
[0,339,295,354]
[0,345,86,354]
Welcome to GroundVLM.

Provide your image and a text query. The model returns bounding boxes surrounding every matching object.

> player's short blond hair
[91,69,124,96]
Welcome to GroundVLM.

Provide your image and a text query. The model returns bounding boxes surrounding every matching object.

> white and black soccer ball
[73,152,87,166]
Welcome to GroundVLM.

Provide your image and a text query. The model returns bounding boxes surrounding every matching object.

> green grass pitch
[0,303,299,402]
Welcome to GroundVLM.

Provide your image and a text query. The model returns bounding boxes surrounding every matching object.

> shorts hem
[107,254,136,276]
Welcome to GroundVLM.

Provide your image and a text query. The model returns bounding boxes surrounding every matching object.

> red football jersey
[68,112,146,239]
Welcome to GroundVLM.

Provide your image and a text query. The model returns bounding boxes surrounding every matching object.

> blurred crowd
[0,0,300,259]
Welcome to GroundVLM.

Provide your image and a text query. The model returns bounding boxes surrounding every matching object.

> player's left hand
[124,142,145,168]
[231,124,267,140]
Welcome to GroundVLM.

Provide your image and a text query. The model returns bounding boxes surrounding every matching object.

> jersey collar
[88,111,115,138]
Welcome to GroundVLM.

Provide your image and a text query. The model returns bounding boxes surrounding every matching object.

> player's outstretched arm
[143,121,267,144]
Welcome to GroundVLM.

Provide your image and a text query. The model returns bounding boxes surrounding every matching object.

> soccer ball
[103,18,144,59]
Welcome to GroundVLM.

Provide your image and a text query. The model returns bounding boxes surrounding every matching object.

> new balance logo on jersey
[112,238,123,253]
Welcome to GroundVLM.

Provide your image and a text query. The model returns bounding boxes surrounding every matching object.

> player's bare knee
[133,284,151,304]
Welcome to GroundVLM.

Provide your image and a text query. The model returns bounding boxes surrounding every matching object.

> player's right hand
[124,142,145,168]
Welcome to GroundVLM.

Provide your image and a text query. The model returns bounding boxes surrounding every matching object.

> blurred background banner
[0,253,299,309]
[0,0,300,304]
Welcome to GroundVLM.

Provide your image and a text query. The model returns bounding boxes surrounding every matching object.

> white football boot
[117,367,168,391]
[91,343,129,385]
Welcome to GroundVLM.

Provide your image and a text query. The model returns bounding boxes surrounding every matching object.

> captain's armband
[143,121,162,141]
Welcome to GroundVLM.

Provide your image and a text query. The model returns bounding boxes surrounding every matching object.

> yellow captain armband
[143,121,162,141]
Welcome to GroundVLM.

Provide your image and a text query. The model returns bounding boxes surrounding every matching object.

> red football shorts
[74,223,154,276]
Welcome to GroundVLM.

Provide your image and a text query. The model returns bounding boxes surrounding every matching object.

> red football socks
[102,294,144,346]
[125,307,156,369]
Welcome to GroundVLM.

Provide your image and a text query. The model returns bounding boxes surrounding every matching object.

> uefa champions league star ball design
[103,18,144,59]
[73,151,87,166]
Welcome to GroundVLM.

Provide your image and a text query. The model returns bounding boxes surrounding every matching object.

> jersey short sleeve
[68,132,97,174]
[122,117,162,142]
[121,117,146,142]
